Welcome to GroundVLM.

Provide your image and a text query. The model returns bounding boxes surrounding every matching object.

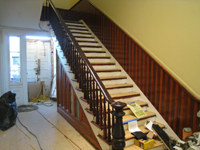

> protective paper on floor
[127,102,146,118]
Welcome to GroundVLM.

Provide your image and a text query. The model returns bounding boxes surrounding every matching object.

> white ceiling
[0,0,44,29]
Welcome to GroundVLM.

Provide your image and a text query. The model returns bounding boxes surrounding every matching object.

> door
[1,29,28,105]
[26,40,38,82]
[26,39,51,95]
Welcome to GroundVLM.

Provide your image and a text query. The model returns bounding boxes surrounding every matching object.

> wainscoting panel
[56,53,101,149]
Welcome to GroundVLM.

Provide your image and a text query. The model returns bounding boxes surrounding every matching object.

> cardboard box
[135,139,154,150]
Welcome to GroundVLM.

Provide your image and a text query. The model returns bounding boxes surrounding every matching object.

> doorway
[26,36,53,100]
[0,29,51,105]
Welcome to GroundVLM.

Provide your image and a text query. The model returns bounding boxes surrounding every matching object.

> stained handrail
[48,0,114,105]
[48,0,126,149]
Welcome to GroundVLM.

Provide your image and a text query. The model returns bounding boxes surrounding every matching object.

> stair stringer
[78,19,180,141]
[53,18,180,149]
[56,45,111,150]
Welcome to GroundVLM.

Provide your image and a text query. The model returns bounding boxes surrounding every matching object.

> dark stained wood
[56,55,101,149]
[50,0,200,139]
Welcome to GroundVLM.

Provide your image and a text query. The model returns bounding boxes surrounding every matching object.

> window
[9,36,21,83]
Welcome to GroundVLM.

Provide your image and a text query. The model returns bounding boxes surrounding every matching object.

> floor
[0,100,96,150]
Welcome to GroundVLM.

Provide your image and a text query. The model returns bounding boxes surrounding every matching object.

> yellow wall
[44,0,79,9]
[90,0,200,99]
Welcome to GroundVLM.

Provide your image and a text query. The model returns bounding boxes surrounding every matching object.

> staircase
[48,0,179,149]
[54,19,179,150]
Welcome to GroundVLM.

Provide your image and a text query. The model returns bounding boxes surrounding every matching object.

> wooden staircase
[52,20,178,149]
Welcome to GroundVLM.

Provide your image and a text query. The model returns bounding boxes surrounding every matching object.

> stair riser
[97,72,121,77]
[88,59,111,63]
[125,141,166,150]
[75,37,95,41]
[126,139,134,147]
[68,26,87,29]
[65,23,84,26]
[81,47,102,50]
[97,116,156,142]
[85,53,107,57]
[102,79,127,85]
[123,116,156,131]
[78,42,99,46]
[124,106,147,116]
[70,29,89,33]
[92,65,116,70]
[107,87,133,95]
[93,87,133,96]
[114,97,140,103]
[150,145,166,150]
[72,33,92,37]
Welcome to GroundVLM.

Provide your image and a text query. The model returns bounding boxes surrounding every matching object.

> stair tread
[99,75,125,79]
[65,20,83,24]
[106,100,148,110]
[95,69,121,72]
[125,100,148,107]
[124,140,164,150]
[90,62,115,65]
[77,40,98,43]
[123,111,156,123]
[124,145,143,150]
[67,25,86,28]
[72,32,91,35]
[125,122,165,140]
[87,56,110,59]
[105,83,133,89]
[81,45,102,48]
[83,50,106,53]
[111,92,140,99]
[70,28,89,32]
[75,36,95,39]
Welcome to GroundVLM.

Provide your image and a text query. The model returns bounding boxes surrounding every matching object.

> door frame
[0,28,50,105]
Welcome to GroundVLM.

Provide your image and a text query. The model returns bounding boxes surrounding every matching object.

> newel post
[111,101,126,150]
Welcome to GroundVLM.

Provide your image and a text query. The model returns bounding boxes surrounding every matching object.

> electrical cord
[36,110,82,150]
[17,117,43,150]
[18,105,39,112]
[17,102,82,150]
[16,124,37,150]
[35,101,53,107]
[17,102,53,112]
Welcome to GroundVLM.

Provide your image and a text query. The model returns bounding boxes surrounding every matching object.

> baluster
[85,66,89,100]
[112,107,115,132]
[72,45,75,73]
[82,61,86,94]
[74,49,78,79]
[79,58,83,89]
[93,78,96,118]
[103,97,107,139]
[99,91,102,126]
[107,103,111,142]
[96,84,99,124]
[89,72,92,111]
[111,102,126,150]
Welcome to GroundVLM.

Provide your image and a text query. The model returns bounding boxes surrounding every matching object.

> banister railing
[47,0,126,149]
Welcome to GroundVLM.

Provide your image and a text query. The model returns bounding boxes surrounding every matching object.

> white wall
[43,0,79,10]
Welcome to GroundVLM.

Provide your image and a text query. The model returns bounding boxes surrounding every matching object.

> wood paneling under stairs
[56,53,101,150]
[49,0,200,138]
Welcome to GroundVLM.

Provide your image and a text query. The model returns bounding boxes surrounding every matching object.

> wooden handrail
[48,0,126,149]
[48,0,114,105]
